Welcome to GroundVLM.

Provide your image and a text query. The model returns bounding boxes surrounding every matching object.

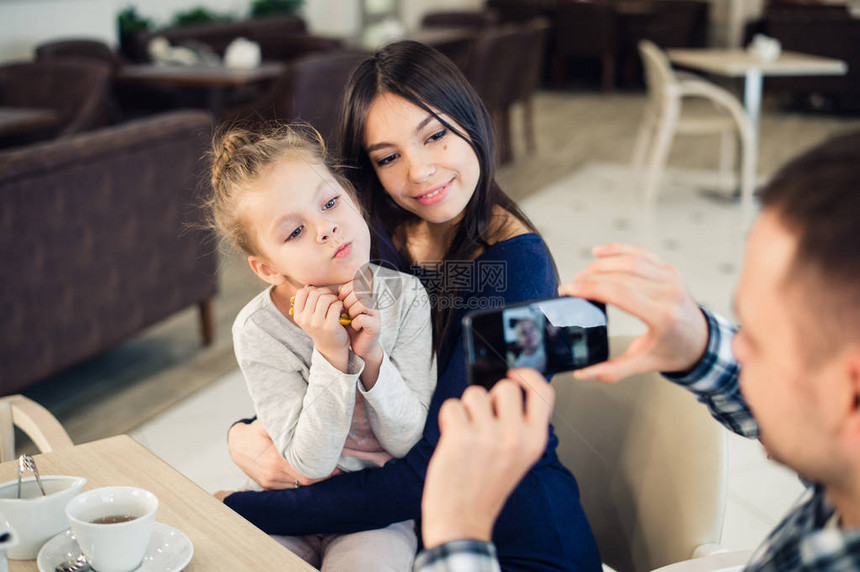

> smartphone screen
[463,297,609,389]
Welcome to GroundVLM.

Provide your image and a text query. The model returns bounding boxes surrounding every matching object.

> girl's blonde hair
[208,122,355,256]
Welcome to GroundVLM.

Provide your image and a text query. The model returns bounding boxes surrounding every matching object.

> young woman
[222,41,601,571]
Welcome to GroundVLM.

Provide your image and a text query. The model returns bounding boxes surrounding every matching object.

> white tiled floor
[130,162,805,557]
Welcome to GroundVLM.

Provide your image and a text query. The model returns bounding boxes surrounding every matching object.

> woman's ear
[248,255,286,286]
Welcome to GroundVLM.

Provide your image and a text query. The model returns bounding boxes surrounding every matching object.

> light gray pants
[272,519,417,572]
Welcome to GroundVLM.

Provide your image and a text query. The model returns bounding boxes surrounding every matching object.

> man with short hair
[414,131,860,571]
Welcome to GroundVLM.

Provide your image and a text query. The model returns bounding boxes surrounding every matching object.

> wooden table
[0,107,59,138]
[0,435,315,571]
[667,49,847,182]
[116,62,286,117]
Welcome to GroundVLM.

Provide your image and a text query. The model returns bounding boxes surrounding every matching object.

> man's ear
[842,347,860,445]
[248,255,286,286]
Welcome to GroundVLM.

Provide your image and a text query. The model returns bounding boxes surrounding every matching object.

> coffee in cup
[65,486,158,572]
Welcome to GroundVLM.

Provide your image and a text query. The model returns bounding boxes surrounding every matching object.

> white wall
[0,0,248,63]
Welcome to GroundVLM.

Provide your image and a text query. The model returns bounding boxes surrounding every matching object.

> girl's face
[363,93,481,226]
[242,156,371,290]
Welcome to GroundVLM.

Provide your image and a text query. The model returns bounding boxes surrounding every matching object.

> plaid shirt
[414,540,500,572]
[668,309,860,571]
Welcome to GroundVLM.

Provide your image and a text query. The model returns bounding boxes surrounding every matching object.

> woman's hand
[338,280,382,360]
[292,286,349,372]
[560,243,709,383]
[227,419,339,489]
[421,368,554,549]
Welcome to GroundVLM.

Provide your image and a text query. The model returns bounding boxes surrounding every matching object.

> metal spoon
[55,554,91,572]
[17,454,46,498]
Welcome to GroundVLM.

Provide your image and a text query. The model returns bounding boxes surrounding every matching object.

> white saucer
[37,522,193,572]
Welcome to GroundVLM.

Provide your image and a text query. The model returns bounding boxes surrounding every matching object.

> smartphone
[462,296,609,389]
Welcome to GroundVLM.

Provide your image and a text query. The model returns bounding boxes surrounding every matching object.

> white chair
[0,395,74,463]
[552,336,732,572]
[632,40,755,211]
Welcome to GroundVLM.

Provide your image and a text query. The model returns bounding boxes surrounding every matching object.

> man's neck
[826,486,860,529]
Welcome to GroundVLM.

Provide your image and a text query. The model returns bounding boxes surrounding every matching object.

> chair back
[511,17,551,103]
[421,10,498,30]
[0,395,73,463]
[486,0,549,24]
[35,39,120,70]
[467,24,524,110]
[620,0,709,50]
[429,35,476,74]
[0,61,111,137]
[639,40,680,108]
[552,336,728,572]
[288,51,366,144]
[555,1,618,57]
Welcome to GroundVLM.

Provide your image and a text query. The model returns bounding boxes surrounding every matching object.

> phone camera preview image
[463,297,609,389]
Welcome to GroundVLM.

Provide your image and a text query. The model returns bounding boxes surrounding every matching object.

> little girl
[209,123,435,571]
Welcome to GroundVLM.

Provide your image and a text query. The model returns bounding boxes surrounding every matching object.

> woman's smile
[414,178,453,205]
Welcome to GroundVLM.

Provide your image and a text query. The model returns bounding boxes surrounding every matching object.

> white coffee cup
[66,486,158,572]
[0,475,86,559]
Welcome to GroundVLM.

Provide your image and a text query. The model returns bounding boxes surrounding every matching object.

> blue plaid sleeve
[414,541,501,572]
[663,309,759,439]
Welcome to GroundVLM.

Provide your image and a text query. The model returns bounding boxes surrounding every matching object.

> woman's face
[363,93,481,226]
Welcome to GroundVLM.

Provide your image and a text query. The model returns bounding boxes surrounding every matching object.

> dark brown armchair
[0,61,110,139]
[617,0,709,86]
[35,39,122,71]
[758,4,860,107]
[421,10,499,29]
[223,50,366,144]
[467,24,525,164]
[511,18,551,154]
[485,0,554,24]
[0,111,217,395]
[131,15,315,63]
[553,1,618,92]
[421,10,498,72]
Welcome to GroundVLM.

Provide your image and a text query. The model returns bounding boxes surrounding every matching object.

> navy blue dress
[225,232,601,571]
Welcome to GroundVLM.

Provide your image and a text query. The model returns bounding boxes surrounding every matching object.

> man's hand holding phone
[422,368,555,548]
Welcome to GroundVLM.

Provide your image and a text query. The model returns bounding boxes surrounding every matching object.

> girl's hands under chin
[292,286,349,370]
[338,280,382,359]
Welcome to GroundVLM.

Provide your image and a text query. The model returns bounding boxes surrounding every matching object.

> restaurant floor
[24,87,860,555]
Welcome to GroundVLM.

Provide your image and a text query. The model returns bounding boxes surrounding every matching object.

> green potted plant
[250,0,304,18]
[170,6,234,27]
[117,6,153,61]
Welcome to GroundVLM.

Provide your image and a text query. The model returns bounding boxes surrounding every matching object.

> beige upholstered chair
[552,336,730,572]
[632,41,755,211]
[0,395,73,463]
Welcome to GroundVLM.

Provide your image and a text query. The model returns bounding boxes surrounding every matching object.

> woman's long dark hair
[337,40,545,355]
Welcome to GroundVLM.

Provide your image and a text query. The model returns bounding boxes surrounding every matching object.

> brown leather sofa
[130,15,342,63]
[0,111,218,395]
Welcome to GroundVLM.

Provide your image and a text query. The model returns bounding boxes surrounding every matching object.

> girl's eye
[427,129,447,143]
[287,226,303,241]
[323,197,338,210]
[376,153,397,167]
